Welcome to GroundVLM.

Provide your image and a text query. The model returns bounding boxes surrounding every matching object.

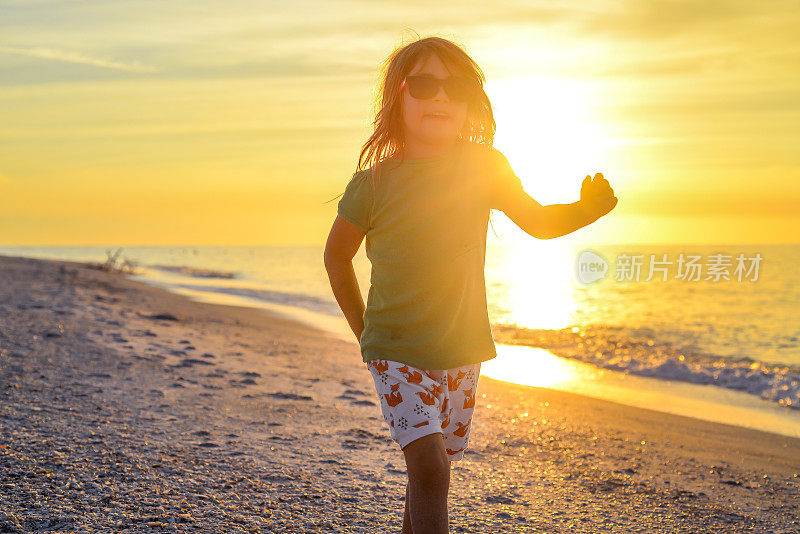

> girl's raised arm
[490,149,617,239]
[503,191,611,240]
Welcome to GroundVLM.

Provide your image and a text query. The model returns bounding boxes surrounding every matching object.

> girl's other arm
[324,215,367,341]
[502,173,618,239]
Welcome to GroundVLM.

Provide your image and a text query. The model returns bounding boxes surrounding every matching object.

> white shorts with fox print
[366,358,481,462]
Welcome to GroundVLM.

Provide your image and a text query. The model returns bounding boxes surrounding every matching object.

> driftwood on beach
[81,247,139,274]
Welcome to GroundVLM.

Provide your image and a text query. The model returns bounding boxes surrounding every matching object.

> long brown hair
[330,34,501,235]
[359,35,496,182]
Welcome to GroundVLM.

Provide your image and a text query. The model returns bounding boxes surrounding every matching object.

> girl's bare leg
[402,482,412,534]
[402,432,450,534]
[401,463,452,534]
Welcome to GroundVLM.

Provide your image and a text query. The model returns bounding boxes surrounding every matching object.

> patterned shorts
[366,358,481,462]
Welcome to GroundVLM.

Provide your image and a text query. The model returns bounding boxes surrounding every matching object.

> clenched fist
[580,172,618,220]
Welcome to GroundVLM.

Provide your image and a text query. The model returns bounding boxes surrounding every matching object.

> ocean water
[2,242,799,433]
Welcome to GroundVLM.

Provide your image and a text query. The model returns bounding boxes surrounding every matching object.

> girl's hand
[580,172,618,219]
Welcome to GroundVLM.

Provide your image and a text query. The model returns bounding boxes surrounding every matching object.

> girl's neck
[401,137,461,160]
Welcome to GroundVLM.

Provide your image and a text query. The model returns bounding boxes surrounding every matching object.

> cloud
[626,189,800,218]
[0,45,161,73]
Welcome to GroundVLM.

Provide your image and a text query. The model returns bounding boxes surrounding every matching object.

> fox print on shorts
[366,358,481,462]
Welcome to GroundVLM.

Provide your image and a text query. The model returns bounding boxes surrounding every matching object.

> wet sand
[0,253,798,533]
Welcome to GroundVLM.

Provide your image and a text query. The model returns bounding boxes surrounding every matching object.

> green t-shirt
[337,139,525,370]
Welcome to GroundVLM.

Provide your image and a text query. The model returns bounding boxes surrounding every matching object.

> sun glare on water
[478,75,616,386]
[481,345,579,389]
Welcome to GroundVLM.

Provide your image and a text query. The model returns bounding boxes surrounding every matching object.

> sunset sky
[1,1,798,246]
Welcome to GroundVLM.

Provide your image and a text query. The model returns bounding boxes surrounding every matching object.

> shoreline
[127,257,800,440]
[10,246,799,430]
[1,253,798,532]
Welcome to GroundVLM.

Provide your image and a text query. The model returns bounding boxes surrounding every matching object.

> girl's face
[400,54,469,150]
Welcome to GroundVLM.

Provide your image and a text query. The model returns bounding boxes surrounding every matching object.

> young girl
[324,36,617,534]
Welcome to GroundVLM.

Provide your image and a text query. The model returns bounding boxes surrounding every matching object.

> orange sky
[0,1,798,246]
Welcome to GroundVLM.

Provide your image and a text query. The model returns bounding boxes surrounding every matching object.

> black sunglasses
[399,75,475,102]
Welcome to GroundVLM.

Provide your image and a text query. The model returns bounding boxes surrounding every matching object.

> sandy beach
[0,253,798,533]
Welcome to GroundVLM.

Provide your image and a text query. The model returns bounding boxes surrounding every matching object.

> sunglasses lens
[404,76,474,102]
[443,78,472,102]
[407,77,439,99]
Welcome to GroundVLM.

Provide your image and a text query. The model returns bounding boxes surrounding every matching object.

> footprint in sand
[385,462,406,475]
[338,428,391,450]
[267,435,294,442]
[176,358,216,367]
[267,392,313,401]
[134,329,158,337]
[139,312,179,322]
[342,427,391,444]
[336,388,376,407]
[343,428,377,439]
[203,372,226,378]
[138,354,165,361]
[485,494,517,505]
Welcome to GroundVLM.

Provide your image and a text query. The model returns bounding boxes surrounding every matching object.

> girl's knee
[403,433,450,485]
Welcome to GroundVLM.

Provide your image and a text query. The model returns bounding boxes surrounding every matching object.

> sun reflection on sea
[482,344,593,389]
[489,238,579,331]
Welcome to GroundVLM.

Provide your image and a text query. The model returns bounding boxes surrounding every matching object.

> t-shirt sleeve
[488,148,525,213]
[337,171,373,233]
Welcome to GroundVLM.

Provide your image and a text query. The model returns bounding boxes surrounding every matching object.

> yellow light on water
[482,345,575,389]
